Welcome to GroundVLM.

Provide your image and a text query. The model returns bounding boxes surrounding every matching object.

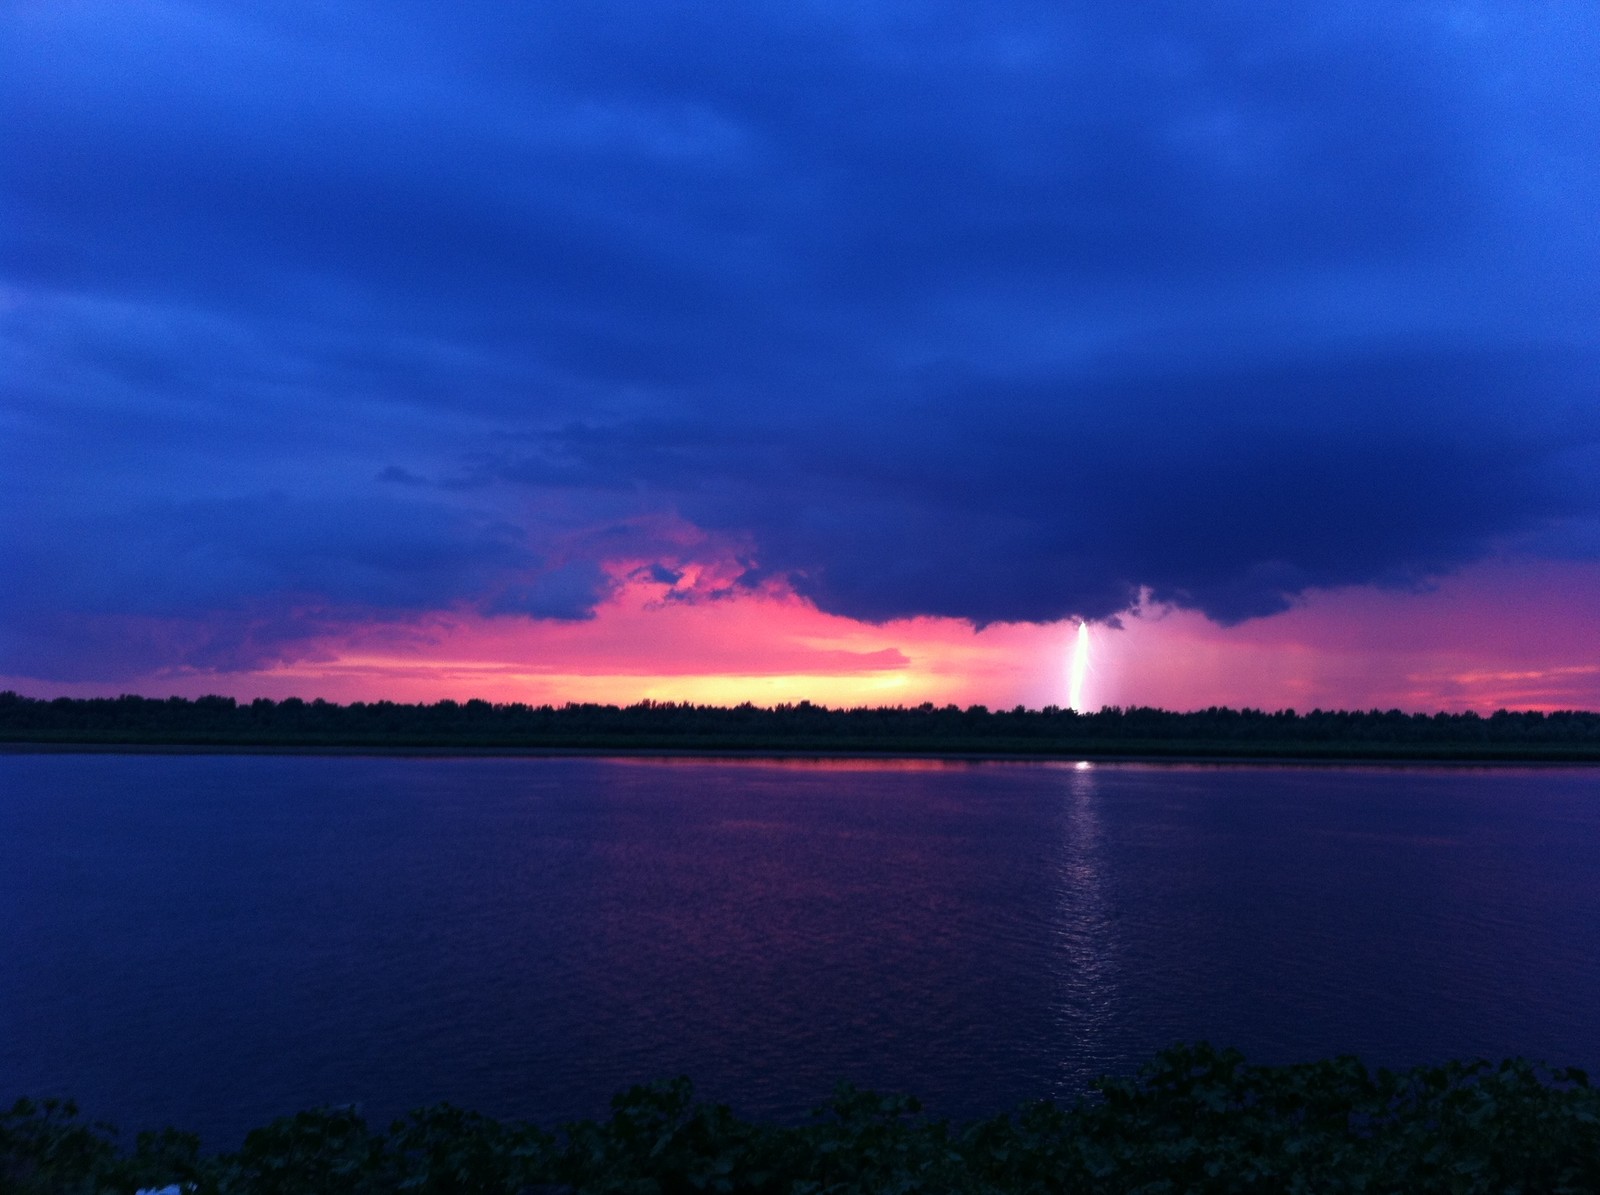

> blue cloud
[4,0,1598,678]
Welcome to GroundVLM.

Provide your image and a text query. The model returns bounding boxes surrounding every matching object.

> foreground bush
[6,1044,1600,1193]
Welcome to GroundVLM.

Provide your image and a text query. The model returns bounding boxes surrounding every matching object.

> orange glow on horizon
[231,573,1078,709]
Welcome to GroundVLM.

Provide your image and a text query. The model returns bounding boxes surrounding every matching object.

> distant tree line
[2,691,1598,759]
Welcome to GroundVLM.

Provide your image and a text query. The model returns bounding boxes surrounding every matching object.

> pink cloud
[1092,557,1600,712]
[5,556,1594,714]
[4,568,1066,708]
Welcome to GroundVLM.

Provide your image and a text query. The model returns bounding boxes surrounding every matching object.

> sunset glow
[6,555,1595,715]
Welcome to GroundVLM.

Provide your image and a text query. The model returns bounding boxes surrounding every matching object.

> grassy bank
[7,732,1600,763]
[8,1045,1600,1193]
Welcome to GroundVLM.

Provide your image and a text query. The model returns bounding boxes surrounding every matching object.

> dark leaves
[11,1045,1600,1193]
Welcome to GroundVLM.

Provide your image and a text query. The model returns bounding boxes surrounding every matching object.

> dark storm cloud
[500,346,1595,625]
[0,491,589,679]
[5,0,1598,678]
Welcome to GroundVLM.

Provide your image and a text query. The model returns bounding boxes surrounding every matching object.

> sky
[4,0,1598,712]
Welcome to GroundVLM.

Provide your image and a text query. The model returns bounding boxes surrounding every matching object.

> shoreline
[3,739,1596,767]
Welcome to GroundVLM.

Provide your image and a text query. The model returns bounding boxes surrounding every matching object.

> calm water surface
[2,753,1598,1145]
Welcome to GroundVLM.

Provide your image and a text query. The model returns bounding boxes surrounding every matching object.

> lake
[2,752,1598,1147]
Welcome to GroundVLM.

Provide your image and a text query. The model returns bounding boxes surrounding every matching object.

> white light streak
[1069,621,1090,713]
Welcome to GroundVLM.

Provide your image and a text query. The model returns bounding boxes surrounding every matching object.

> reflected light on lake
[605,754,982,773]
[1050,761,1123,1095]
